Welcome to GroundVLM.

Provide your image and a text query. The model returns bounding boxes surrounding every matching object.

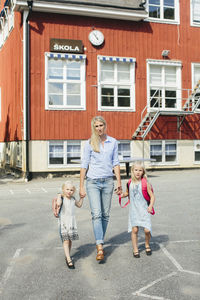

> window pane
[165,90,176,108]
[150,66,162,85]
[193,0,200,22]
[48,82,63,94]
[195,152,200,161]
[48,95,63,106]
[49,143,64,164]
[66,83,81,105]
[165,143,176,162]
[117,63,130,82]
[149,6,160,18]
[149,0,160,4]
[165,66,176,85]
[150,89,162,107]
[48,60,63,79]
[164,8,174,19]
[150,143,162,162]
[117,88,130,107]
[66,61,80,80]
[164,0,174,5]
[118,142,131,159]
[101,61,114,81]
[101,87,114,106]
[67,141,81,164]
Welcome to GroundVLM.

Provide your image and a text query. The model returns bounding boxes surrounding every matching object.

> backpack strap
[119,179,131,208]
[141,178,155,215]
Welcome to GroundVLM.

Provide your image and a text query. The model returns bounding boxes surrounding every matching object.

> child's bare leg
[131,226,139,256]
[144,228,152,255]
[63,240,72,262]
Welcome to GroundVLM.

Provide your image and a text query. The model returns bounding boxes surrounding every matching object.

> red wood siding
[0,13,23,142]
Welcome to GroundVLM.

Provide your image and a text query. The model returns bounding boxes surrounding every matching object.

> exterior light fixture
[162,50,170,57]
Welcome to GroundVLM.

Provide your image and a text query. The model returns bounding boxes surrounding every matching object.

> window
[194,140,200,163]
[98,56,135,111]
[191,0,200,26]
[146,0,179,23]
[147,60,182,110]
[150,140,177,164]
[118,141,131,160]
[45,53,86,110]
[191,63,200,110]
[48,140,81,167]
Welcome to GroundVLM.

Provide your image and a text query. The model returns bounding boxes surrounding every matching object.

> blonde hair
[131,161,147,183]
[90,116,107,152]
[62,181,76,194]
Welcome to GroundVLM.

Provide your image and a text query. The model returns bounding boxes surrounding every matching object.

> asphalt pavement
[0,169,200,300]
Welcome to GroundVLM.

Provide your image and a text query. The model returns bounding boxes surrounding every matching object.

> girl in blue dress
[120,161,155,258]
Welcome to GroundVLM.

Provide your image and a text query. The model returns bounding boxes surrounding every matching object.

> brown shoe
[96,245,104,261]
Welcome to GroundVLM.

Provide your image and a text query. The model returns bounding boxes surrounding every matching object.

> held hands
[79,187,86,199]
[114,185,123,195]
[147,205,153,214]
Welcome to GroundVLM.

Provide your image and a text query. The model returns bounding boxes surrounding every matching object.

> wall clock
[88,30,104,46]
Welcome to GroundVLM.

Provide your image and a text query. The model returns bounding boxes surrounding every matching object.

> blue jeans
[86,177,114,245]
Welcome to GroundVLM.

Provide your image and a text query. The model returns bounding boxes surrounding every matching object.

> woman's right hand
[79,187,86,198]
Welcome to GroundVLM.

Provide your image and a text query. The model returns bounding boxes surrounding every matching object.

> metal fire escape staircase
[132,80,200,140]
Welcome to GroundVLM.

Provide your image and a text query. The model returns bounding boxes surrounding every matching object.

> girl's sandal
[65,258,75,269]
[96,245,104,261]
[133,251,140,258]
[145,247,152,256]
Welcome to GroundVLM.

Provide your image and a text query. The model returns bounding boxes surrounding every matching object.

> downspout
[24,0,33,181]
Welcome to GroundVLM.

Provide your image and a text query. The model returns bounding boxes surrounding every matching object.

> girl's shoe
[133,251,140,258]
[145,247,152,256]
[65,258,75,269]
[96,245,104,261]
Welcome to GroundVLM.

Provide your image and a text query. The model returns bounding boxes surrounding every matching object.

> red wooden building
[0,0,200,179]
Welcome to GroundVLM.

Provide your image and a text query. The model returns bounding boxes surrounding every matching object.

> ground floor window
[118,141,131,160]
[48,140,81,166]
[150,140,177,164]
[194,140,200,163]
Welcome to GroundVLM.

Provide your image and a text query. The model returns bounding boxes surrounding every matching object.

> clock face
[88,30,104,46]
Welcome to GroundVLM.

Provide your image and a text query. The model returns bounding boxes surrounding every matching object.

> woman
[80,116,122,261]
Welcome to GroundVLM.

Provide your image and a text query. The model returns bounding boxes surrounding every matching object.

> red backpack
[119,177,155,215]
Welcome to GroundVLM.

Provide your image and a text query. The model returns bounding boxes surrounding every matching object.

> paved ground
[0,169,200,300]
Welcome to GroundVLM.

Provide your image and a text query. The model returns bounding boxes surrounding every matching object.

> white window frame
[48,140,81,168]
[147,59,182,111]
[8,7,14,32]
[45,53,86,111]
[145,0,180,24]
[194,140,200,163]
[0,27,3,49]
[190,0,200,27]
[150,140,178,165]
[97,55,136,112]
[191,62,200,111]
[118,140,131,160]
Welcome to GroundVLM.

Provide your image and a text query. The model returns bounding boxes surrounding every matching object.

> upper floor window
[147,60,182,110]
[146,0,179,24]
[191,0,200,26]
[97,56,136,111]
[45,53,86,110]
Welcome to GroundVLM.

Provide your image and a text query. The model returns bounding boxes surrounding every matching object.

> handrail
[141,87,200,122]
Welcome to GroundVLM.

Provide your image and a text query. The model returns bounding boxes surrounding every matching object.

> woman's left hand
[147,205,153,214]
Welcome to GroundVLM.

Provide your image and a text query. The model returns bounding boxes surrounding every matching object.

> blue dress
[128,181,152,234]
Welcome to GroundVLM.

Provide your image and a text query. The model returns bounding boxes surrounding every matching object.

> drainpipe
[24,0,33,181]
